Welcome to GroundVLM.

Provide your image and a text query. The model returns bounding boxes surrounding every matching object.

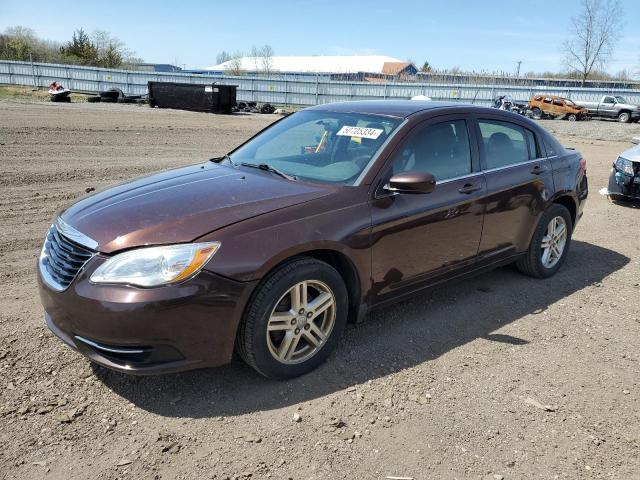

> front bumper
[607,166,640,199]
[38,257,257,375]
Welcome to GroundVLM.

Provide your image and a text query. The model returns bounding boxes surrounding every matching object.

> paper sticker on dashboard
[336,126,383,139]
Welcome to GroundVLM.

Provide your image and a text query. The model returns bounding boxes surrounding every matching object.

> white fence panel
[1,60,639,108]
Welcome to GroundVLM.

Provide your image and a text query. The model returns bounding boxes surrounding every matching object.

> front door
[370,117,485,303]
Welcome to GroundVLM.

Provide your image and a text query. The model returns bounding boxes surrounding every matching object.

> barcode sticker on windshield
[336,126,383,139]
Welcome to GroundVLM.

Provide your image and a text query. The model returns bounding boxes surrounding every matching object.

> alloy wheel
[266,280,336,364]
[540,216,567,269]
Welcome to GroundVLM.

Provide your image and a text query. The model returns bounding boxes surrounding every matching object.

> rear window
[478,120,529,169]
[543,133,564,157]
[525,129,539,159]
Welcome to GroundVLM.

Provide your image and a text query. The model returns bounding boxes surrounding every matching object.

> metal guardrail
[2,60,639,107]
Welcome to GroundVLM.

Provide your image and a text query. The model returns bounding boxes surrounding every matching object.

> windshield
[565,99,576,106]
[614,96,627,104]
[228,110,403,185]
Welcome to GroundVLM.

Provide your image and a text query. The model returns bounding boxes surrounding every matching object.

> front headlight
[90,242,220,287]
[615,156,634,175]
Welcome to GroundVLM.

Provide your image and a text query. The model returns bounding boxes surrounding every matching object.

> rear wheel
[236,257,348,379]
[531,107,543,120]
[516,204,573,278]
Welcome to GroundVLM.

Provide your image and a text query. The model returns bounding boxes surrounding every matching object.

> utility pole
[515,60,522,78]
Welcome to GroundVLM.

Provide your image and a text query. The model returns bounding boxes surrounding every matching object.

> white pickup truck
[575,95,640,123]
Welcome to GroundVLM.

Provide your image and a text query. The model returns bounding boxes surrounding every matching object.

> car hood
[60,162,333,253]
[620,144,640,163]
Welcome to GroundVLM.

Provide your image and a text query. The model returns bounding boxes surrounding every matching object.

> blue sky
[1,0,638,74]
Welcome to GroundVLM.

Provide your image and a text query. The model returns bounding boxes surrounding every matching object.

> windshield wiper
[240,162,297,181]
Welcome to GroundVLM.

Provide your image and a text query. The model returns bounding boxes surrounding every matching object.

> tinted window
[478,120,529,169]
[524,129,538,159]
[543,133,564,157]
[390,120,471,182]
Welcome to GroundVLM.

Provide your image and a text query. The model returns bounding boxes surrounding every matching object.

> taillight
[579,158,587,174]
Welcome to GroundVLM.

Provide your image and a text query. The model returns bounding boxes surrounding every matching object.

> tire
[531,107,543,120]
[236,257,348,379]
[516,204,573,278]
[567,114,577,122]
[99,88,123,100]
[618,111,631,123]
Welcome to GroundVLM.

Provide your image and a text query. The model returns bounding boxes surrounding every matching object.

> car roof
[308,100,469,118]
[305,100,546,132]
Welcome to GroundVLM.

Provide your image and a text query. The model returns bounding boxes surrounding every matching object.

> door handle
[530,164,544,175]
[458,183,482,194]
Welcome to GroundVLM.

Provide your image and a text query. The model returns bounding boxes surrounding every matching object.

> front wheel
[618,112,631,123]
[567,114,577,122]
[236,257,348,379]
[516,204,573,278]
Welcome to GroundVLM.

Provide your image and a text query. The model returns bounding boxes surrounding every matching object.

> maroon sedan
[38,101,588,379]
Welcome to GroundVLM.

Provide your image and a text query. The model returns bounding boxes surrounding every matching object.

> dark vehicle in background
[38,101,588,379]
[492,95,528,116]
[575,95,640,123]
[607,139,640,200]
[528,95,589,121]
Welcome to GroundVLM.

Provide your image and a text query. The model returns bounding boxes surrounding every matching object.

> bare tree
[562,0,624,85]
[226,51,244,76]
[259,44,274,75]
[216,50,231,65]
[250,45,260,72]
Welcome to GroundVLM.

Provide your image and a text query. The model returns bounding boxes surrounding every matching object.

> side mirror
[386,171,436,194]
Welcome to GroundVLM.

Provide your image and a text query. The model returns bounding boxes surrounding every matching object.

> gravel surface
[539,118,640,143]
[1,100,639,480]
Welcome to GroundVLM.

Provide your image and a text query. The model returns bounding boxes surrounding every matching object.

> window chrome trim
[482,157,546,174]
[435,171,483,185]
[56,217,99,251]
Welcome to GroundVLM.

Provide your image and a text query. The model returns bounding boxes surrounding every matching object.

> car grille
[40,225,94,291]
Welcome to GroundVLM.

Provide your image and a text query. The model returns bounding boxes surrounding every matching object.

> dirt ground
[0,100,639,480]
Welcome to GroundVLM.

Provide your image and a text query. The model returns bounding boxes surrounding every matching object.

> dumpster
[147,82,237,113]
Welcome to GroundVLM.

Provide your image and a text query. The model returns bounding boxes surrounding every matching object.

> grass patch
[0,85,88,102]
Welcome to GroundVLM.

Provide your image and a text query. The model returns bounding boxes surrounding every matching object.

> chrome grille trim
[39,223,96,292]
[55,217,99,250]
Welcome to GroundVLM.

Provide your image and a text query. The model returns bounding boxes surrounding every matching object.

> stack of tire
[87,89,146,104]
[234,101,276,114]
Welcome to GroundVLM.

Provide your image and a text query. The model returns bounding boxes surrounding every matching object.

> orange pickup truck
[528,95,588,121]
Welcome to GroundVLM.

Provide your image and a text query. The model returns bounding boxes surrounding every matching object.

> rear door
[475,116,554,260]
[369,115,485,302]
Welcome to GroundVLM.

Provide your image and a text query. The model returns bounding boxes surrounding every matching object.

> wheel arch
[551,194,577,228]
[618,109,632,121]
[248,245,363,324]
